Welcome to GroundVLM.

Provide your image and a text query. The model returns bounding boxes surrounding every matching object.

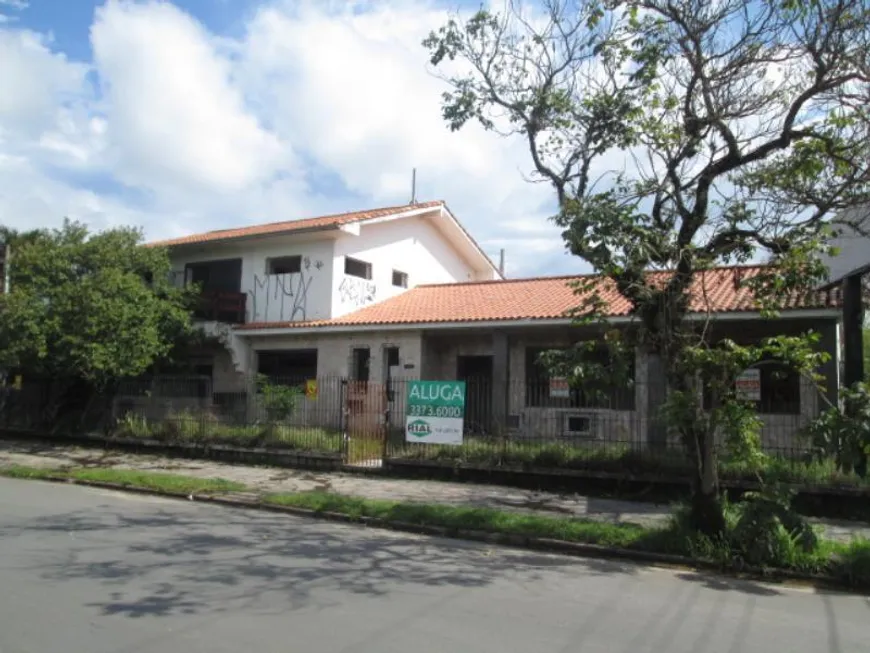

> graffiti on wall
[339,276,376,308]
[249,257,323,323]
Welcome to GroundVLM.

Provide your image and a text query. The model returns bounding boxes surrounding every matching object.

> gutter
[233,308,842,337]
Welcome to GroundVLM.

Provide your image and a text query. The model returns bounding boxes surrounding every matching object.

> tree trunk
[689,426,726,535]
[650,279,727,535]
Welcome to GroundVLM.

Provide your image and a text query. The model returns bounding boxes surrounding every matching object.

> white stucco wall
[168,236,335,324]
[331,217,488,318]
[168,213,493,325]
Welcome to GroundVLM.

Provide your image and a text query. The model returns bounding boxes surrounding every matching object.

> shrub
[115,412,154,439]
[728,486,819,568]
[806,382,870,477]
[256,374,302,423]
[830,538,870,589]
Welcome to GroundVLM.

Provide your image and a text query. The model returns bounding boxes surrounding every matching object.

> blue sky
[0,0,579,277]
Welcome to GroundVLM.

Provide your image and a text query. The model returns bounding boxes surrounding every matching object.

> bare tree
[425,0,870,532]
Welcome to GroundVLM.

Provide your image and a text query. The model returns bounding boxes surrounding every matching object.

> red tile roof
[148,200,445,248]
[237,265,840,331]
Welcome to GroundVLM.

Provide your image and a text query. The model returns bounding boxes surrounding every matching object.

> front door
[457,355,493,435]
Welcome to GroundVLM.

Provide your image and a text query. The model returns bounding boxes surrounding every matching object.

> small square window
[345,257,372,280]
[392,270,408,288]
[267,256,301,275]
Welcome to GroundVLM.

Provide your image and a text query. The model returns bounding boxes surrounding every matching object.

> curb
[6,472,859,593]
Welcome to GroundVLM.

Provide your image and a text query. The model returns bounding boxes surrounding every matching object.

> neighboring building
[146,202,841,451]
[819,204,869,385]
[822,204,870,286]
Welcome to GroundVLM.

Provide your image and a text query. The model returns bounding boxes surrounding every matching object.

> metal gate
[342,380,387,466]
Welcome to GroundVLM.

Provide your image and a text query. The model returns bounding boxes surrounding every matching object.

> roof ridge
[186,200,442,238]
[415,263,774,289]
[147,200,444,247]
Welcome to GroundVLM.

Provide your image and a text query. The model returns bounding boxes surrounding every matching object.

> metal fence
[0,373,819,467]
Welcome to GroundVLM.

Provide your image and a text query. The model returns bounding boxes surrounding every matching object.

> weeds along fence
[1,373,856,487]
[0,375,347,456]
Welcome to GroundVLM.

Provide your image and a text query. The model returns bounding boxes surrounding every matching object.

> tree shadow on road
[4,500,642,619]
[673,570,781,596]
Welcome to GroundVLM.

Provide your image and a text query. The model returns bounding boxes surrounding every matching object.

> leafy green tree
[0,219,194,389]
[426,0,870,532]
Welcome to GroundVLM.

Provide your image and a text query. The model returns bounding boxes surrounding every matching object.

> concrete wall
[169,236,335,324]
[419,318,838,452]
[246,330,424,430]
[249,330,424,381]
[330,217,486,319]
[422,327,644,442]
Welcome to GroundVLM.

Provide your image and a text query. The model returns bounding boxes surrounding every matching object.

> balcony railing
[193,290,247,324]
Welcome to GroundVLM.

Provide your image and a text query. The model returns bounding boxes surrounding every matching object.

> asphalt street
[0,477,866,653]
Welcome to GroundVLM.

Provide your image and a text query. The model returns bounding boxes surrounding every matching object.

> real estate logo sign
[405,380,465,445]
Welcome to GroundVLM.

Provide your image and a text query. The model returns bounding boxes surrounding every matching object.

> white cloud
[0,0,575,275]
[238,0,560,266]
[0,149,151,234]
[0,29,87,138]
[90,0,289,195]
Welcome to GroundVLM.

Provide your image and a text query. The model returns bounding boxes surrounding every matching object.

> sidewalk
[1,438,868,542]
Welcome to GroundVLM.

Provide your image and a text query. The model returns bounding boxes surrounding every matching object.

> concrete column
[491,331,510,435]
[842,274,865,387]
[816,319,840,408]
[645,351,669,450]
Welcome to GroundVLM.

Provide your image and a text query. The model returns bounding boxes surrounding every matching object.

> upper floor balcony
[183,258,247,325]
[194,290,247,324]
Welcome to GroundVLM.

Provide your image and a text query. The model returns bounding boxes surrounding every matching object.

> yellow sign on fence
[305,379,318,399]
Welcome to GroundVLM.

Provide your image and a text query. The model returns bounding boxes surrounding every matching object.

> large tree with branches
[425,0,870,532]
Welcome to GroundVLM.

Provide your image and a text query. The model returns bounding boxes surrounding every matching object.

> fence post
[382,380,390,461]
[339,377,348,462]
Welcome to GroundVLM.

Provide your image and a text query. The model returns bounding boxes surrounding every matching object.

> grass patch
[69,468,246,494]
[262,490,870,590]
[346,436,384,464]
[393,438,870,489]
[0,464,246,495]
[264,490,648,548]
[0,465,65,480]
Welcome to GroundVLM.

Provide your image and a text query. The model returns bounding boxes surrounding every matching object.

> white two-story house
[151,200,501,398]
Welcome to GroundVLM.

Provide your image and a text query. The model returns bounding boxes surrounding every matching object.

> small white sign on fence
[735,368,761,401]
[549,377,570,399]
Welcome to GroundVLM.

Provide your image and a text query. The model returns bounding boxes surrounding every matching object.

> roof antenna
[498,248,505,276]
[410,168,417,205]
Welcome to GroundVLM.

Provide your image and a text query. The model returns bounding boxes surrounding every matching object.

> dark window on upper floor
[184,259,242,293]
[267,255,301,275]
[345,257,372,280]
[392,270,408,288]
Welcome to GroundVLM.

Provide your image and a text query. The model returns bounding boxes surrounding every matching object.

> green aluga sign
[405,380,466,445]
